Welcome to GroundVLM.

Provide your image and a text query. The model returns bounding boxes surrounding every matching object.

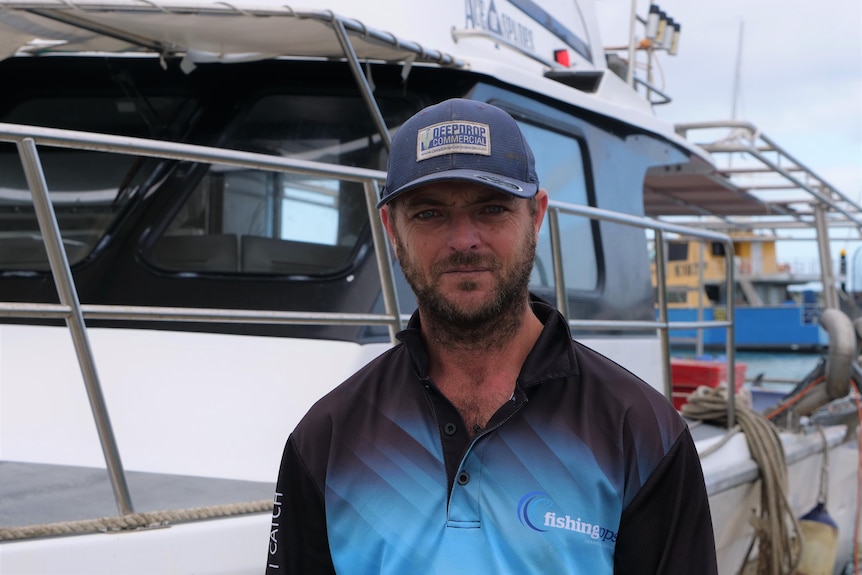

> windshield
[0,93,196,270]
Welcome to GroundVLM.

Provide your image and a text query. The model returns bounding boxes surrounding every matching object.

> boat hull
[0,514,269,575]
[667,306,828,351]
[699,424,858,574]
[3,426,856,575]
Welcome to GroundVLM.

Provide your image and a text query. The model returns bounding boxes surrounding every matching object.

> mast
[730,20,744,120]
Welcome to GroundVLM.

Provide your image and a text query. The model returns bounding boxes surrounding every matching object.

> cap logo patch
[416,121,491,161]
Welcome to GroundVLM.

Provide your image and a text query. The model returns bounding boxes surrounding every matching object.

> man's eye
[484,205,505,214]
[415,210,438,220]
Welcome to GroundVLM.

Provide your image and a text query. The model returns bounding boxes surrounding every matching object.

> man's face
[381,182,548,329]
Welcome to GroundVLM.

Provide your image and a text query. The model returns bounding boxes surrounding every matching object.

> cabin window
[666,287,689,304]
[711,242,726,257]
[147,94,415,275]
[667,242,688,262]
[705,284,721,303]
[0,95,196,271]
[149,168,361,274]
[517,121,596,291]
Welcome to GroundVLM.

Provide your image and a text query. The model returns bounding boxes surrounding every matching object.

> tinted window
[518,121,595,291]
[148,95,416,275]
[0,95,196,270]
[668,242,688,261]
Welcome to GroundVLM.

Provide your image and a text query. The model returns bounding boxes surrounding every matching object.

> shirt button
[457,471,470,485]
[444,423,457,436]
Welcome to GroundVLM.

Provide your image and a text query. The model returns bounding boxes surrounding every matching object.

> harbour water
[734,351,824,383]
[672,349,825,385]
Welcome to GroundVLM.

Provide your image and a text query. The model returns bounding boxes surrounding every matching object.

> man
[266,98,717,574]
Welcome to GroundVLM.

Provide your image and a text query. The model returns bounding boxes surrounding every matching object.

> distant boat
[653,232,829,351]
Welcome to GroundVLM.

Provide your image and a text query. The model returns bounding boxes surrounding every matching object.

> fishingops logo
[517,491,618,543]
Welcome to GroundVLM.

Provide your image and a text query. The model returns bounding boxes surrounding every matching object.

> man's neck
[422,304,544,434]
[423,305,542,370]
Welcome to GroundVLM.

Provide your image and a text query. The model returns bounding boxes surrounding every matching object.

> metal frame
[544,202,736,424]
[6,3,465,68]
[2,123,401,517]
[674,120,862,313]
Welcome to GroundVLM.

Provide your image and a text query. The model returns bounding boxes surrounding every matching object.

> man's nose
[447,213,481,251]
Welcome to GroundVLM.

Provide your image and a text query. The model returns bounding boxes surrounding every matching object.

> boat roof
[660,122,862,236]
[1,0,859,233]
[0,1,465,65]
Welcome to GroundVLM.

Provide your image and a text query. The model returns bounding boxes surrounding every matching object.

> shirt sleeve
[265,436,336,575]
[613,428,718,574]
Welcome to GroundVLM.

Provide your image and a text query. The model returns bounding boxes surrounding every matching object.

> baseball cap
[377,98,539,208]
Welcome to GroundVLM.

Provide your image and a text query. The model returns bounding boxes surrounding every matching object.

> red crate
[671,359,747,410]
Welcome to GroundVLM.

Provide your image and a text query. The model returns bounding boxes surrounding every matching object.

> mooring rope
[0,498,272,541]
[682,386,802,575]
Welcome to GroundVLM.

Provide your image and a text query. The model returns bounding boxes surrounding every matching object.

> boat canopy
[0,0,463,66]
[663,121,862,232]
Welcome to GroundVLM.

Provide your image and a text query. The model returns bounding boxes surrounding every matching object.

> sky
[595,0,862,273]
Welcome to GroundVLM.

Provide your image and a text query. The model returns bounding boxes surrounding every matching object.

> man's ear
[380,204,398,249]
[533,189,549,239]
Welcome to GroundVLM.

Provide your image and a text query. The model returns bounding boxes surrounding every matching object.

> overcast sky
[595,0,862,268]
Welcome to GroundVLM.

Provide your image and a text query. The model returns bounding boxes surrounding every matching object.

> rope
[682,386,802,575]
[0,498,272,541]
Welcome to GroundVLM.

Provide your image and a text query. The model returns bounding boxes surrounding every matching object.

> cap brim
[377,168,538,208]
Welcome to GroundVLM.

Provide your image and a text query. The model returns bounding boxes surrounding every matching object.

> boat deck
[0,461,273,529]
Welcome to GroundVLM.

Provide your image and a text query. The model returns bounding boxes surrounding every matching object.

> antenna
[730,20,744,120]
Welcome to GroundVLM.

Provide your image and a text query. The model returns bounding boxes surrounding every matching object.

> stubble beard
[396,229,537,350]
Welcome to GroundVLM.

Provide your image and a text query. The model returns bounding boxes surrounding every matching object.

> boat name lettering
[464,0,535,52]
[673,262,707,277]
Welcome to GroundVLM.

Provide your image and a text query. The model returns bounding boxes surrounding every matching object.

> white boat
[0,1,859,573]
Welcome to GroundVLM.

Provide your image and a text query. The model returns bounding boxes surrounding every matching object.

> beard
[395,228,537,348]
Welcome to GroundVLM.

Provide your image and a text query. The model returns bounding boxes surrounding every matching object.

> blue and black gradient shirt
[266,296,717,574]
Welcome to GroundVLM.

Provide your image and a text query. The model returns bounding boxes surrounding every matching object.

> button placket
[446,439,488,528]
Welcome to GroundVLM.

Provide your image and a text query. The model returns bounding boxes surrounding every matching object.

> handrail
[0,123,737,516]
[0,123,400,518]
[544,202,736,425]
[16,137,133,516]
[0,123,386,183]
[633,76,672,106]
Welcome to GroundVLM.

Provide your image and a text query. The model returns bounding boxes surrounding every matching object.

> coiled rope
[682,386,802,575]
[0,498,272,541]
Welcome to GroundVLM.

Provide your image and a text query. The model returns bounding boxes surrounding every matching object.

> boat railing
[0,121,737,519]
[543,203,736,412]
[675,120,862,312]
[0,122,405,518]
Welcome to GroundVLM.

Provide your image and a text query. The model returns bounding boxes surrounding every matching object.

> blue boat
[655,233,831,351]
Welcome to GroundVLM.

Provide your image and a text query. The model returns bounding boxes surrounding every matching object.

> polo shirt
[266,296,717,574]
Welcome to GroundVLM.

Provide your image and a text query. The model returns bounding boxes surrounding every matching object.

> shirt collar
[395,293,579,386]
